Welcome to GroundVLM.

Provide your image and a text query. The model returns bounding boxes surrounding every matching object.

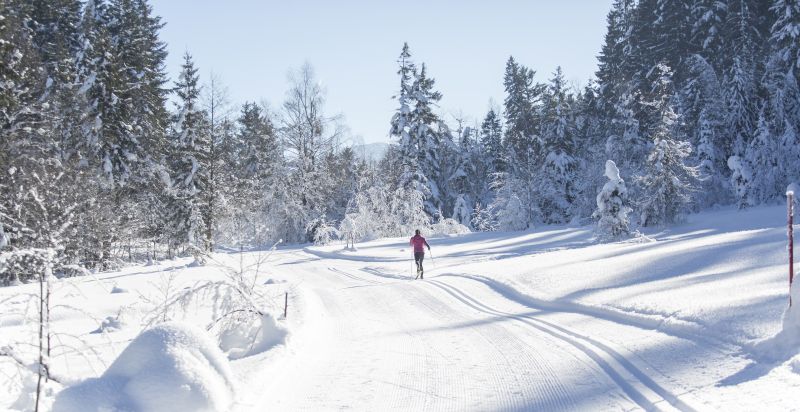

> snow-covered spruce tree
[499,56,544,227]
[410,63,445,215]
[721,0,764,159]
[538,67,579,223]
[742,106,782,204]
[764,0,800,195]
[481,108,505,175]
[389,44,444,217]
[166,52,210,253]
[459,123,490,221]
[470,202,496,232]
[727,155,755,208]
[594,160,631,239]
[452,195,472,229]
[637,71,700,226]
[572,81,609,219]
[446,120,482,227]
[769,0,800,83]
[389,43,419,194]
[226,101,278,246]
[595,0,635,131]
[680,54,729,207]
[689,0,727,69]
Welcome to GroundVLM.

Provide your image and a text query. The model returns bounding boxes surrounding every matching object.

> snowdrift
[219,312,287,360]
[53,322,235,412]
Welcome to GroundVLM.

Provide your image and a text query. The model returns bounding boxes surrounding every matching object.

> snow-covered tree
[166,52,210,251]
[638,102,700,226]
[279,63,342,242]
[727,155,754,208]
[594,160,631,239]
[539,67,579,223]
[481,108,505,174]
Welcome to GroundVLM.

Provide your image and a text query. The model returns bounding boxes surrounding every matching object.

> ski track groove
[328,266,583,411]
[426,278,694,412]
[329,268,576,410]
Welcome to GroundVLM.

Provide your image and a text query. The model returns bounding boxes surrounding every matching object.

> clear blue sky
[152,1,613,145]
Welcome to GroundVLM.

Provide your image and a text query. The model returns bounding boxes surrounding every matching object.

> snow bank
[219,313,287,360]
[91,315,124,334]
[755,281,800,361]
[110,285,128,294]
[53,322,235,412]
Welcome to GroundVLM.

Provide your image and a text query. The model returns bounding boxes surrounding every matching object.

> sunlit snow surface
[3,205,800,411]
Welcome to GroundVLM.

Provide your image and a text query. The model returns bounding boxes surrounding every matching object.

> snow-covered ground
[2,205,800,411]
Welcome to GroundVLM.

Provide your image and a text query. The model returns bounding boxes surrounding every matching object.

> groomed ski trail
[243,250,705,411]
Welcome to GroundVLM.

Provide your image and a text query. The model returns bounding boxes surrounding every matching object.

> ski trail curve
[426,278,696,412]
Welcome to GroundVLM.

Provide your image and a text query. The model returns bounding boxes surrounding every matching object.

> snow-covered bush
[338,214,359,249]
[489,176,533,231]
[53,322,236,412]
[727,155,753,208]
[0,249,48,285]
[306,216,339,245]
[344,185,432,242]
[494,193,529,231]
[429,217,470,236]
[218,312,287,360]
[451,195,472,229]
[470,202,496,232]
[593,160,631,239]
[638,136,699,226]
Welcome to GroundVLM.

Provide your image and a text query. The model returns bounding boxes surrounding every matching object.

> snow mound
[604,159,621,181]
[53,322,235,412]
[790,356,800,374]
[754,281,800,361]
[91,315,124,334]
[219,313,287,360]
[110,285,128,294]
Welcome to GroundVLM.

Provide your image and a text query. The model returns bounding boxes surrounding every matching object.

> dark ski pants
[414,252,425,277]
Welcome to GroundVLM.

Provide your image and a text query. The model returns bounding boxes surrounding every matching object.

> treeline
[0,0,378,283]
[387,0,800,233]
[2,0,799,283]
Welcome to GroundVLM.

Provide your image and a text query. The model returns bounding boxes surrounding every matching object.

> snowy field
[2,204,800,411]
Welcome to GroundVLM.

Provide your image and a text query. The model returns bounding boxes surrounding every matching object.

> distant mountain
[351,142,390,163]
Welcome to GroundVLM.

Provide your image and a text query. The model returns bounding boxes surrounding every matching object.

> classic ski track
[327,266,383,285]
[409,283,579,411]
[426,278,695,412]
[325,266,597,411]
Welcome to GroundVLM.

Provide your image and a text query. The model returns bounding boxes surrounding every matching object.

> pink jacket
[410,235,430,253]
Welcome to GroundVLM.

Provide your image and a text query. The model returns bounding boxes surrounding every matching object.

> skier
[410,229,431,279]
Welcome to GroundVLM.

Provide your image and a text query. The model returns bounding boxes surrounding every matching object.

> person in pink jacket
[409,229,431,279]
